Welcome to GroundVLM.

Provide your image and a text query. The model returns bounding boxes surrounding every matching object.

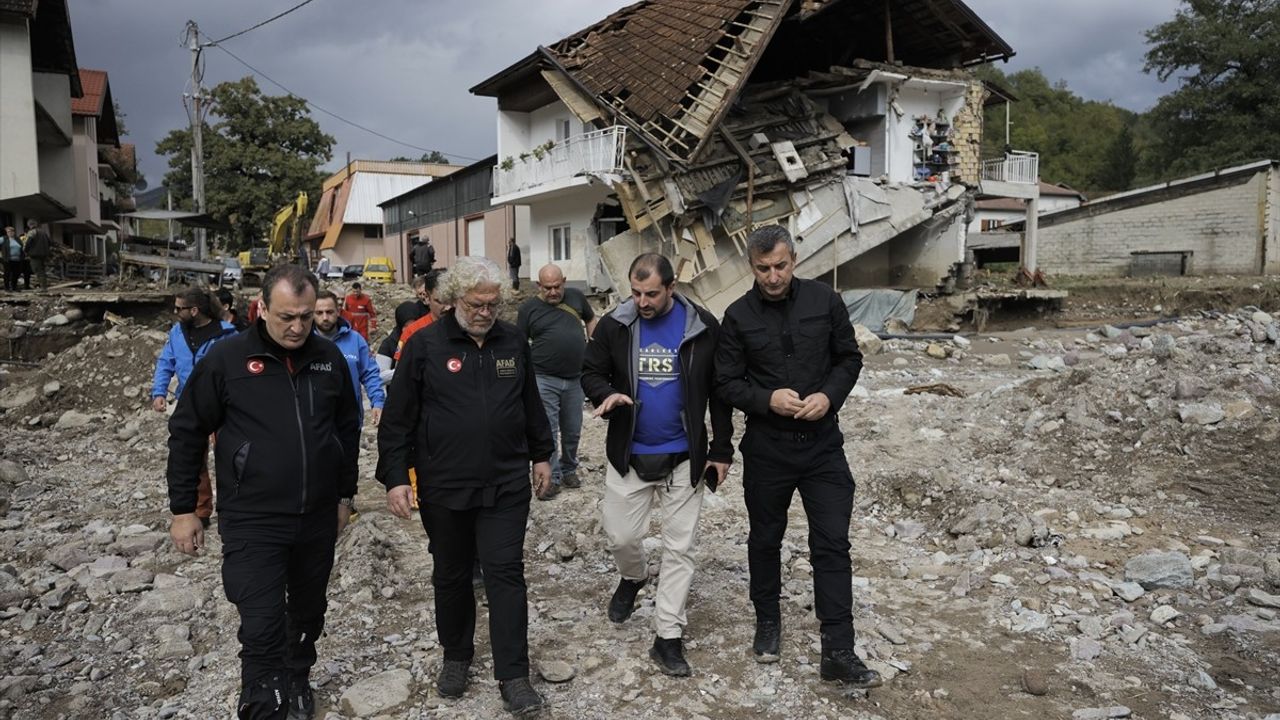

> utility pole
[183,21,209,260]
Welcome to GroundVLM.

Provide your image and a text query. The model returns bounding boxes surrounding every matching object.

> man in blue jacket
[151,288,237,526]
[314,289,384,427]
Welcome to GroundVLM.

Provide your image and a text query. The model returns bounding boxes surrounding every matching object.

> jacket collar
[612,292,706,339]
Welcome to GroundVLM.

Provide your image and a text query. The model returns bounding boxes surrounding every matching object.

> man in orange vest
[341,282,377,340]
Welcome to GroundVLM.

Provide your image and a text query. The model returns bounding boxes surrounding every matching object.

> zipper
[285,362,308,514]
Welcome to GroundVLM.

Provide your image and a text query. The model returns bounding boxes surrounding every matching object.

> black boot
[649,636,691,676]
[607,578,645,623]
[286,676,314,720]
[819,647,883,688]
[499,677,546,716]
[752,620,781,663]
[436,658,470,698]
[237,674,285,720]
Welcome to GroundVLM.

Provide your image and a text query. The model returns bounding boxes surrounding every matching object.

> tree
[389,150,452,163]
[155,77,335,250]
[1140,0,1280,180]
[977,66,1138,194]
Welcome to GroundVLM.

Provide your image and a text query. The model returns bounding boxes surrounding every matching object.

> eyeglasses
[460,298,500,314]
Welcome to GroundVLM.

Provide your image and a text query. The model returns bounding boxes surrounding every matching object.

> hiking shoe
[286,677,314,720]
[561,471,581,489]
[607,578,645,623]
[819,648,883,688]
[649,636,691,676]
[436,659,470,698]
[752,620,781,663]
[499,677,546,716]
[537,483,561,501]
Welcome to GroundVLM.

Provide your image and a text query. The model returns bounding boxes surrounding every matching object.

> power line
[211,44,483,163]
[211,0,322,45]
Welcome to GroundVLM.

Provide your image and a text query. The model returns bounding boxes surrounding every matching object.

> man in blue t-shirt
[581,253,733,677]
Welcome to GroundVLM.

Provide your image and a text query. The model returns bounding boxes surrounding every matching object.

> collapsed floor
[0,284,1278,719]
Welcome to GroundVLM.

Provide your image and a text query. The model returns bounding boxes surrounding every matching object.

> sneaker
[649,636,691,676]
[561,471,581,489]
[286,677,314,720]
[752,620,781,663]
[537,483,561,501]
[607,578,645,623]
[819,648,883,688]
[499,677,546,716]
[436,659,470,698]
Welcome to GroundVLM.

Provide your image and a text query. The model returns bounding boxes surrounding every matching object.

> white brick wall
[1037,172,1268,276]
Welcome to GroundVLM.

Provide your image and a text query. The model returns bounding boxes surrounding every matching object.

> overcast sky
[68,0,1185,189]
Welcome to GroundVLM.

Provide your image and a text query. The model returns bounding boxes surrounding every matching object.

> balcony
[980,150,1040,199]
[492,126,627,205]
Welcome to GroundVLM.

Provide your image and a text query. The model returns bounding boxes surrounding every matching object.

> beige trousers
[601,459,703,639]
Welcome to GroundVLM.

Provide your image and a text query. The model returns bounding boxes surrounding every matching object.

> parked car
[221,257,243,287]
[325,265,345,281]
[342,264,364,280]
[362,256,396,284]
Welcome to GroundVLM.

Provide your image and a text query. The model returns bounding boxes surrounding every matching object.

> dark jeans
[420,484,532,680]
[742,422,856,649]
[219,508,338,719]
[28,256,46,289]
[2,261,17,291]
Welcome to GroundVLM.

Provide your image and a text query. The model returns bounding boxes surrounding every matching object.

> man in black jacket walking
[714,225,881,689]
[167,264,361,719]
[377,255,554,716]
[581,253,732,677]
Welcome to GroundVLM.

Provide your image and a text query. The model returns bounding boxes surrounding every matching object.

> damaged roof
[472,0,1011,166]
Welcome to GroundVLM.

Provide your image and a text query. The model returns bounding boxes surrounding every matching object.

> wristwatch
[338,497,357,512]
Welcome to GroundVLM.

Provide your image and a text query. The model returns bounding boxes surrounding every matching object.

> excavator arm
[269,192,309,257]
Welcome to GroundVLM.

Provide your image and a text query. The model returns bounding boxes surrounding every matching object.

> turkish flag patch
[446,357,463,373]
[246,359,265,375]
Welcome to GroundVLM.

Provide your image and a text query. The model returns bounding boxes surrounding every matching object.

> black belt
[750,424,832,443]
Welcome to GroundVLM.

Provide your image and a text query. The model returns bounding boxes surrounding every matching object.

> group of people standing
[162,224,877,719]
[1,220,52,292]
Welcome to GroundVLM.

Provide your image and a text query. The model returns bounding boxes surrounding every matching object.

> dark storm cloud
[68,0,1186,189]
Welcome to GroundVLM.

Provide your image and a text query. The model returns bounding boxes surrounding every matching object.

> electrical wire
[211,44,483,163]
[210,0,322,45]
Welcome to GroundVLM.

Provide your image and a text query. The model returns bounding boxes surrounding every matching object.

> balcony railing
[493,126,627,199]
[981,150,1039,185]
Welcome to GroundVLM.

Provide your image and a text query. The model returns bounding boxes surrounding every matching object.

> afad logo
[446,357,463,373]
[246,359,265,375]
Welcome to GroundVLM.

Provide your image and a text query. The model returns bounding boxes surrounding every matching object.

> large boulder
[339,668,413,717]
[1124,551,1193,590]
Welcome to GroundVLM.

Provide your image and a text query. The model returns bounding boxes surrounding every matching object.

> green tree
[390,150,452,163]
[1140,0,1280,180]
[156,77,334,250]
[977,66,1138,195]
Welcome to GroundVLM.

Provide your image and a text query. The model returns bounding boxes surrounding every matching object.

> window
[557,119,573,143]
[363,225,383,239]
[551,224,571,261]
[980,219,1004,231]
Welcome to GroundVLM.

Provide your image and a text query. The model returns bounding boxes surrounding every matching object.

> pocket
[232,441,251,495]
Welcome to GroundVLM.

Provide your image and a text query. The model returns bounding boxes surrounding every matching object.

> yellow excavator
[237,192,309,286]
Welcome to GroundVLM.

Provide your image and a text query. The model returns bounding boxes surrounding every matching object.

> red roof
[71,68,107,116]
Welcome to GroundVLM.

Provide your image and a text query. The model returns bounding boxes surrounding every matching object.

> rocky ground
[0,279,1278,719]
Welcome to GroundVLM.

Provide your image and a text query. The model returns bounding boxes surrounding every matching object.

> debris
[904,383,966,398]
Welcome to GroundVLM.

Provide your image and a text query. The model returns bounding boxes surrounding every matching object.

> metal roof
[342,174,432,225]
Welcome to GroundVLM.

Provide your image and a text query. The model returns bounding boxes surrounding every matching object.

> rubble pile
[0,298,1276,719]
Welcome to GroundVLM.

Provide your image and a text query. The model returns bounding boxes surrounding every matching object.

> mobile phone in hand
[703,465,719,493]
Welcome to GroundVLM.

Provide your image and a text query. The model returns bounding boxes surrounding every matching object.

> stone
[0,571,31,605]
[985,353,1012,367]
[1151,334,1176,360]
[1081,522,1131,541]
[892,520,926,541]
[1101,325,1124,339]
[54,410,94,430]
[0,459,30,486]
[339,668,413,716]
[853,325,883,355]
[44,313,70,326]
[48,545,92,571]
[1077,616,1105,639]
[1021,668,1049,696]
[538,660,576,683]
[951,334,971,349]
[63,307,84,322]
[1071,638,1103,661]
[1245,588,1280,609]
[110,568,155,594]
[949,502,1003,536]
[1150,605,1181,625]
[40,585,73,610]
[1124,551,1193,590]
[1173,378,1207,400]
[42,381,61,397]
[87,555,129,578]
[1178,403,1224,425]
[155,624,193,659]
[1073,706,1131,720]
[925,343,948,359]
[1028,355,1066,372]
[1265,554,1280,588]
[877,624,907,645]
[1252,310,1274,325]
[133,586,203,615]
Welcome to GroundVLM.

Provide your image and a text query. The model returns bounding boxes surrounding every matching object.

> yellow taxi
[362,256,396,284]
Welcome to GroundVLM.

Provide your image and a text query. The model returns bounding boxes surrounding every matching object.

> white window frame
[550,224,571,261]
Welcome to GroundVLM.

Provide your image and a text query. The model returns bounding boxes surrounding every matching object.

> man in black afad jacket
[377,256,553,716]
[167,264,360,720]
[581,253,733,677]
[714,225,881,690]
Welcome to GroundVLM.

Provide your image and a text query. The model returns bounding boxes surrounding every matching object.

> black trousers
[741,422,857,649]
[2,261,17,291]
[420,484,532,681]
[220,508,337,719]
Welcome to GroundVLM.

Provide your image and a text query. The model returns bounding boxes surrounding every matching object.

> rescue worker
[580,253,732,676]
[167,264,360,719]
[151,288,237,528]
[341,282,376,341]
[376,256,553,716]
[314,289,385,427]
[714,225,881,689]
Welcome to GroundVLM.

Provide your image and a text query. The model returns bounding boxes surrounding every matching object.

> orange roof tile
[71,68,108,116]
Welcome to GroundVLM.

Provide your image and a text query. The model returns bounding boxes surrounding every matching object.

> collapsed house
[471,0,1020,314]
